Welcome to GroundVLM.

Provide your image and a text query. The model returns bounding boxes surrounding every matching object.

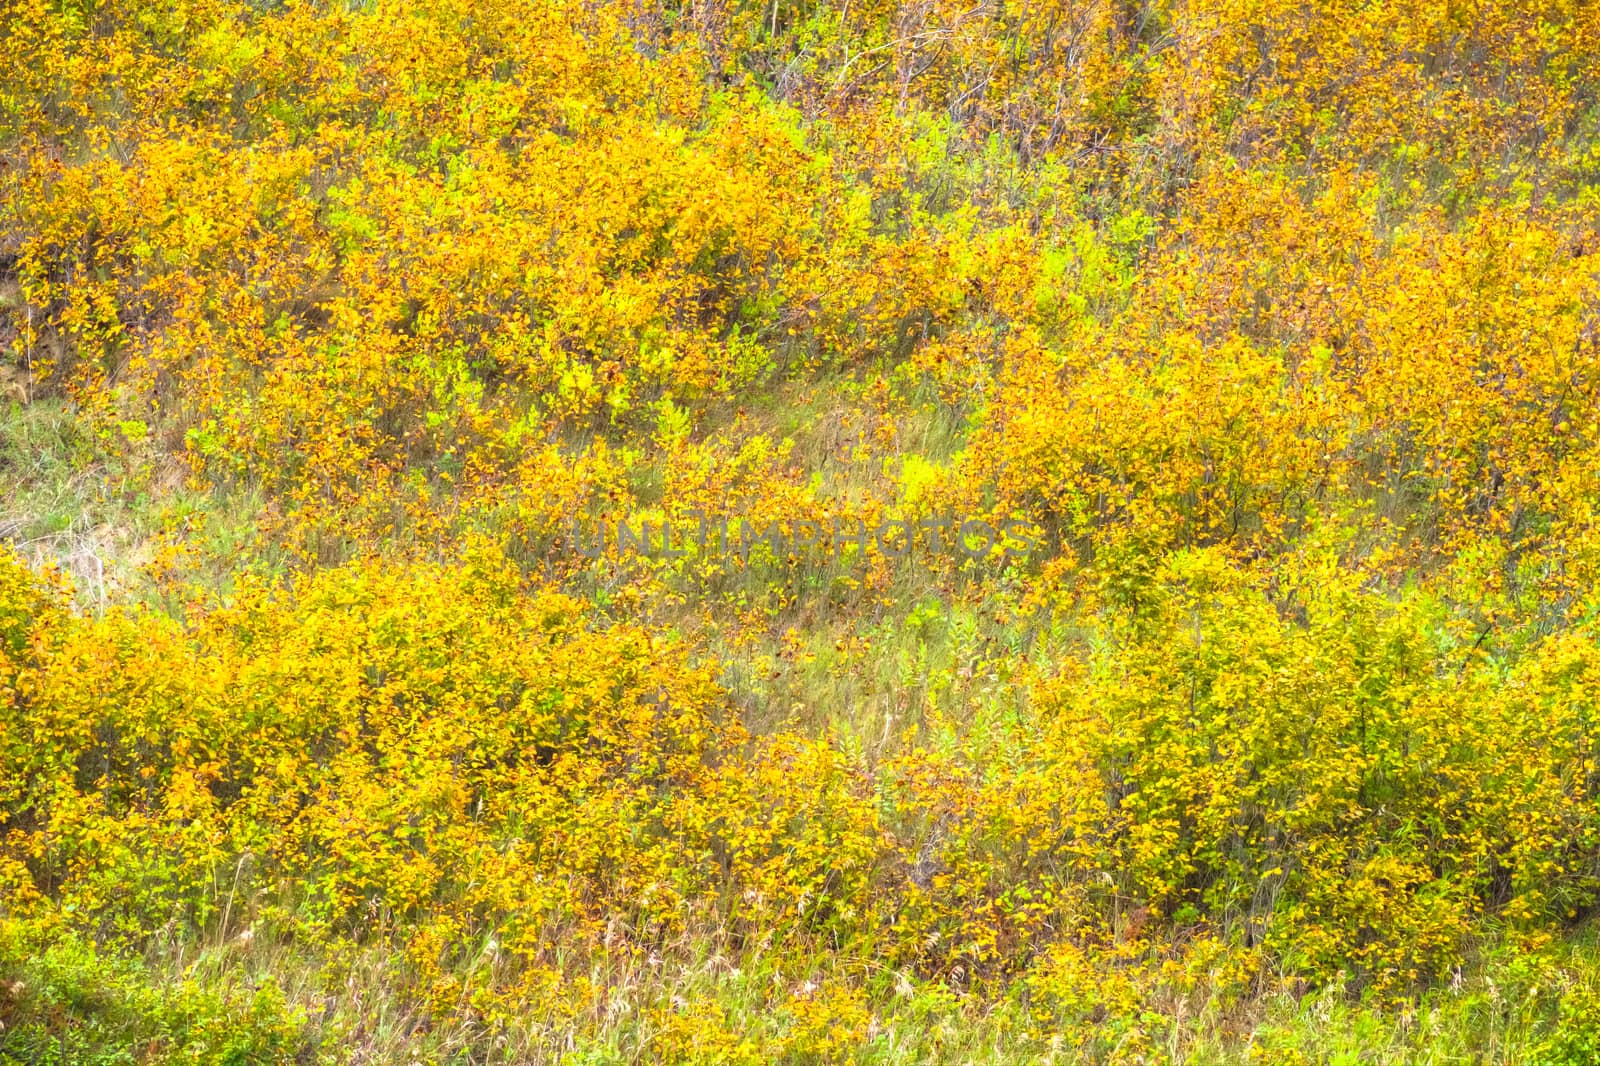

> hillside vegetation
[4,0,1600,1061]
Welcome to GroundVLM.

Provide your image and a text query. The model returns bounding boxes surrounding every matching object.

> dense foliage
[5,0,1600,1060]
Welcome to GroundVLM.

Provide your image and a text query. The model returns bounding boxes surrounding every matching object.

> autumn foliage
[5,0,1600,1060]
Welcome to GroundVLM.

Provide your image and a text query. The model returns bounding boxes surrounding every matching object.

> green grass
[6,920,1599,1064]
[0,399,283,612]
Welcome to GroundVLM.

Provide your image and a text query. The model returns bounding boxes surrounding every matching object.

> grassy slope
[3,391,1600,1065]
[5,1,1600,1061]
